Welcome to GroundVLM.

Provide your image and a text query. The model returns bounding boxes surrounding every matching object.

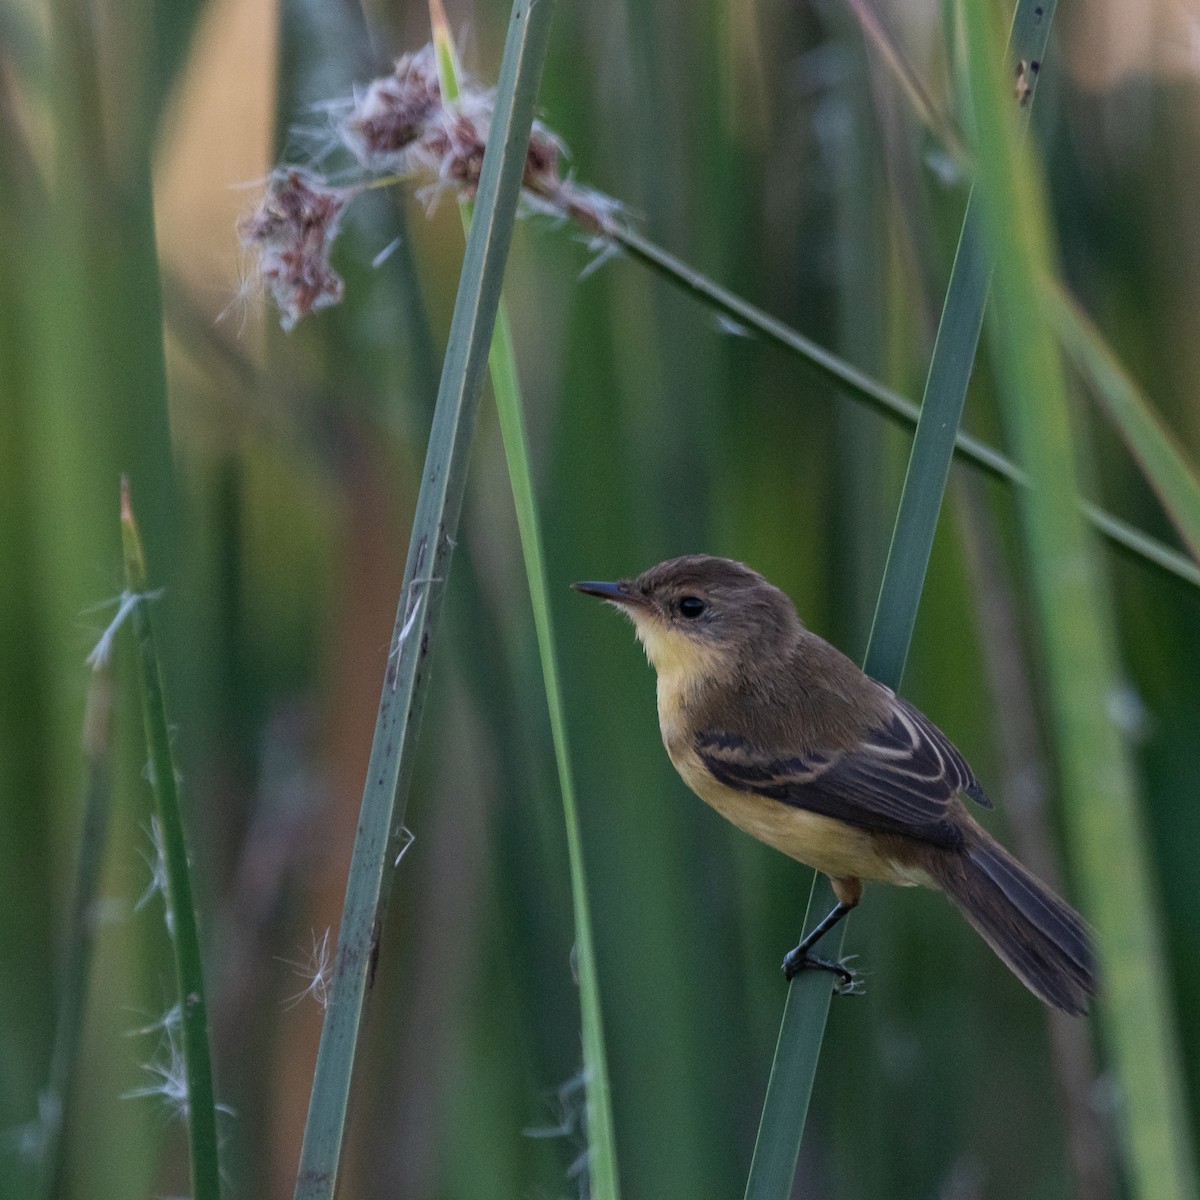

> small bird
[574,555,1096,1015]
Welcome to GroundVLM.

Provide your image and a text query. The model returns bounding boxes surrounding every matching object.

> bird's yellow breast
[634,611,924,886]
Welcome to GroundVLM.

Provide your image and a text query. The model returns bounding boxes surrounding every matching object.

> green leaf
[121,480,222,1200]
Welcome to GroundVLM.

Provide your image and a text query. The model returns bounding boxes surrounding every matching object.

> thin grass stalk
[963,4,1200,1196]
[1051,289,1200,562]
[742,873,844,1199]
[744,2,1057,1194]
[120,479,221,1200]
[35,667,113,1200]
[863,187,992,679]
[488,306,620,1200]
[429,13,621,1195]
[291,3,557,1194]
[606,225,1200,591]
[1079,502,1200,586]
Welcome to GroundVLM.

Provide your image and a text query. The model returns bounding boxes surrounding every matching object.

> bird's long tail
[931,836,1097,1015]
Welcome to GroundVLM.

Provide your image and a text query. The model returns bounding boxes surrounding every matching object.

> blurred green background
[3,0,1200,1196]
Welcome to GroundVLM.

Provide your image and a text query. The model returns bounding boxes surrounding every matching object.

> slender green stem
[743,874,842,1199]
[292,2,557,1194]
[744,2,1057,1195]
[1079,501,1200,586]
[609,224,956,452]
[488,306,621,1199]
[121,479,221,1200]
[864,182,994,683]
[432,17,620,1196]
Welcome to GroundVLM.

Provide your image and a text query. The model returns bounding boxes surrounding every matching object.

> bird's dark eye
[678,596,706,619]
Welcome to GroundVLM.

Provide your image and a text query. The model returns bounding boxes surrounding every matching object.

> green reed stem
[745,2,1057,1194]
[292,2,557,1194]
[121,479,221,1200]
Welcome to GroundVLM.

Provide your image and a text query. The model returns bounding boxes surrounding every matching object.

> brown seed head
[238,170,350,330]
[342,47,443,169]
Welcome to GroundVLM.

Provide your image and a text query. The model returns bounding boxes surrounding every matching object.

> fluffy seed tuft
[237,170,352,330]
[341,47,443,170]
[239,44,626,328]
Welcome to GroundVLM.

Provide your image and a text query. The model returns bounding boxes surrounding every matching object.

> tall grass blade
[431,13,620,1196]
[35,667,113,1200]
[864,188,991,679]
[120,480,221,1200]
[490,306,621,1200]
[292,2,558,1195]
[745,2,1057,1194]
[963,4,1200,1196]
[1052,290,1200,562]
[850,0,1054,683]
[742,873,843,1199]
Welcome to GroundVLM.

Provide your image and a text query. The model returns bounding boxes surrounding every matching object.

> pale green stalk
[121,480,221,1200]
[431,18,620,1197]
[35,667,113,1200]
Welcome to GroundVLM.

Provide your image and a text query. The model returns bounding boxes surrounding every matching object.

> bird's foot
[833,965,865,997]
[781,949,861,995]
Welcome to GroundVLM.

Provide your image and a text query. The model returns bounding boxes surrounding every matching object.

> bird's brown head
[573,555,802,681]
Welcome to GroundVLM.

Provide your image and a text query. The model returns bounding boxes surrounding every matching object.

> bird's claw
[833,969,865,997]
[781,950,862,995]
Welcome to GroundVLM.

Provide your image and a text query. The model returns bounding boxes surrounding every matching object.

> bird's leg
[782,877,862,991]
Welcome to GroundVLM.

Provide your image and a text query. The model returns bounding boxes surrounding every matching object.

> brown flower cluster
[340,47,444,173]
[239,45,620,328]
[237,170,350,329]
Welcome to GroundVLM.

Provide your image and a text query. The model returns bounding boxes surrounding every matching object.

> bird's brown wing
[695,696,989,849]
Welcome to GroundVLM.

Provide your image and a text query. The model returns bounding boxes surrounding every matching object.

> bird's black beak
[571,580,647,608]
